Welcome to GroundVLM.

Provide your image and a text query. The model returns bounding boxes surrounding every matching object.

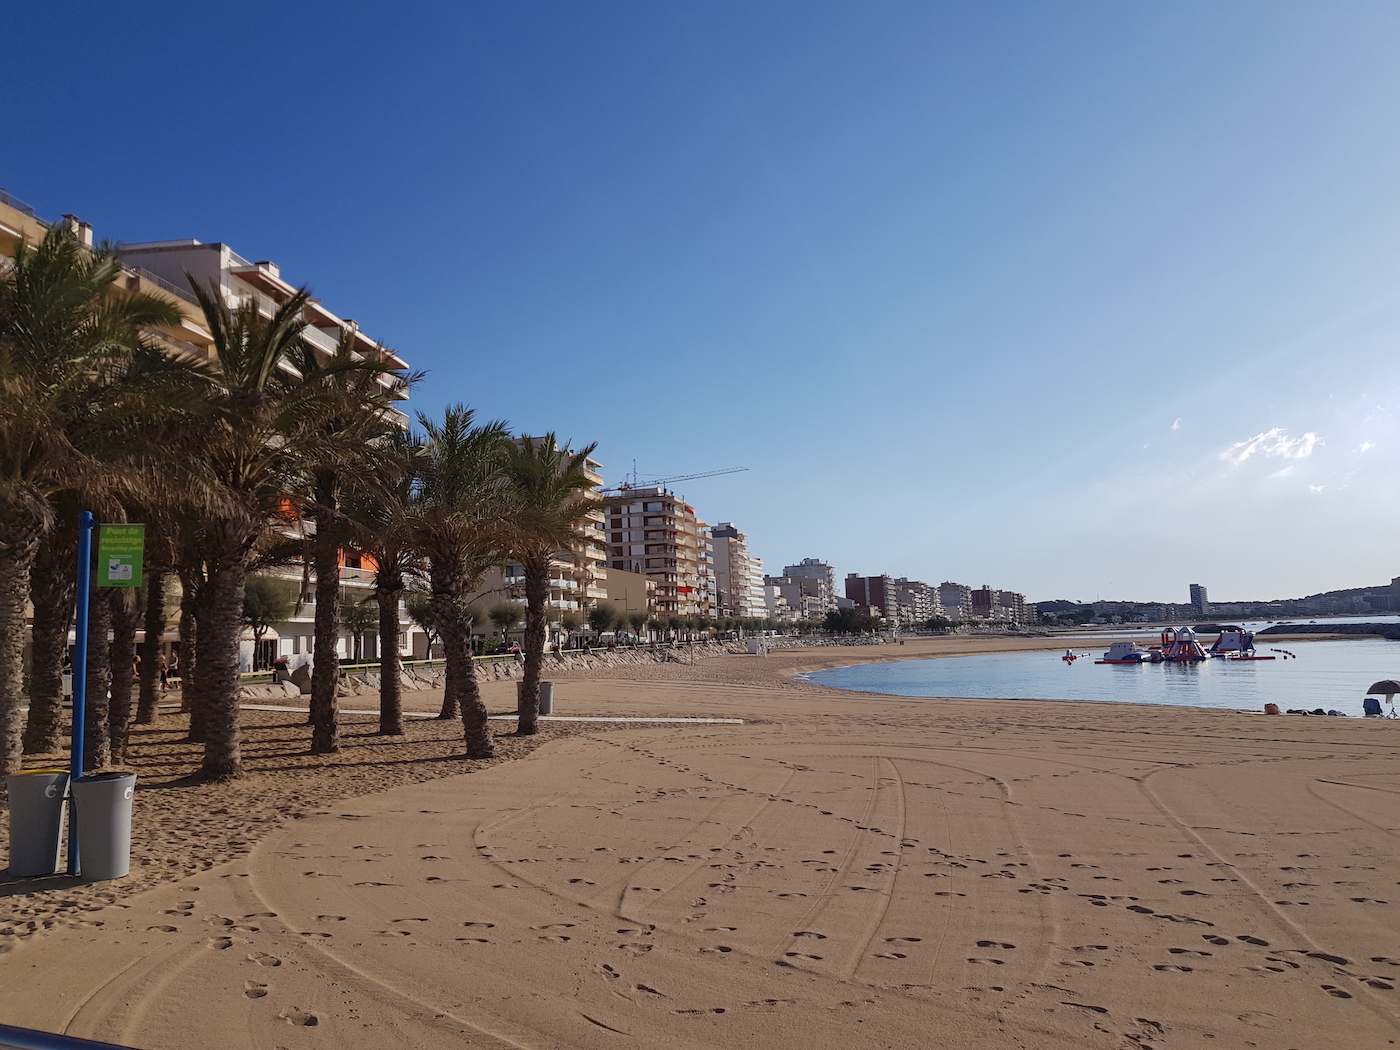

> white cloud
[1171,418,1182,431]
[1219,427,1321,466]
[1308,484,1327,494]
[1358,441,1375,453]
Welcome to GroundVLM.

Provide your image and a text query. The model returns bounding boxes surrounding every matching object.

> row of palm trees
[0,222,601,786]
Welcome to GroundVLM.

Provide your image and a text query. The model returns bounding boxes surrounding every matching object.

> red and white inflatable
[1159,626,1209,662]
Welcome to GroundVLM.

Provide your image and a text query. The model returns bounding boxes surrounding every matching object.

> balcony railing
[121,264,199,306]
[0,189,37,217]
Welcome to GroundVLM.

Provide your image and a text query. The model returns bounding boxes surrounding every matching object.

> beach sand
[3,636,1399,1049]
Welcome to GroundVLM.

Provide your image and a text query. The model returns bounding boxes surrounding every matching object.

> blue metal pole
[67,511,95,875]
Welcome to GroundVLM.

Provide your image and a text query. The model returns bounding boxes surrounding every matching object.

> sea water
[802,638,1400,714]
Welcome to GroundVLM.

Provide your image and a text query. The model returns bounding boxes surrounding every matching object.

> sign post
[68,520,144,875]
[68,512,95,874]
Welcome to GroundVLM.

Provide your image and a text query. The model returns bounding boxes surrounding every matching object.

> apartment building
[765,575,828,621]
[606,488,715,616]
[2,190,420,670]
[845,573,900,624]
[892,577,942,626]
[970,585,1031,624]
[118,238,410,428]
[711,523,767,618]
[783,559,838,616]
[938,582,974,621]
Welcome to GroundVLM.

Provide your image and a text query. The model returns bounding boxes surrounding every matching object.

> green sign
[97,524,145,588]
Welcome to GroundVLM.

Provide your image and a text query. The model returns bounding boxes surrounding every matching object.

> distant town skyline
[6,2,1399,601]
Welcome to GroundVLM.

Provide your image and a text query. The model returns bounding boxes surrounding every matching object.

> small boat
[1096,641,1156,664]
[1062,650,1079,663]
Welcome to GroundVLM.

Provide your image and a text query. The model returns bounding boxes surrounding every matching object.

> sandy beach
[4,636,1400,1049]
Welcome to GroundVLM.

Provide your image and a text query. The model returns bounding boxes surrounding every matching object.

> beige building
[606,487,715,616]
[601,566,656,620]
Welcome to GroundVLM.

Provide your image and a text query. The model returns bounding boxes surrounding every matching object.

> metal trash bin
[516,680,555,716]
[71,773,136,881]
[5,770,70,877]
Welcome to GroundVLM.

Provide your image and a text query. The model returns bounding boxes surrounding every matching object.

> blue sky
[7,1,1400,602]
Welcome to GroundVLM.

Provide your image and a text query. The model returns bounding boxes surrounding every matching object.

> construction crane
[601,464,749,495]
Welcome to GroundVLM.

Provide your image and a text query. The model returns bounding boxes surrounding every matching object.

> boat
[1095,641,1157,664]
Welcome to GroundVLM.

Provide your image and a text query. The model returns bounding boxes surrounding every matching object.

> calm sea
[802,638,1400,714]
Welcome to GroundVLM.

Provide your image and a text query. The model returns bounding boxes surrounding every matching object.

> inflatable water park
[1060,626,1295,666]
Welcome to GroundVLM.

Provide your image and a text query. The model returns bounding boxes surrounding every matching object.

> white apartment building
[711,523,767,618]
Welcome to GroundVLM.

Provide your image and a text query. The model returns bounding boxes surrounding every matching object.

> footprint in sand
[352,882,396,887]
[1203,935,1230,946]
[532,923,576,931]
[299,932,332,938]
[675,1007,726,1015]
[243,981,268,998]
[702,945,735,954]
[967,958,1004,965]
[784,951,822,960]
[1321,985,1353,999]
[1170,948,1212,957]
[934,891,966,897]
[538,935,571,943]
[1307,952,1350,965]
[463,922,496,929]
[745,999,796,1007]
[147,926,178,933]
[568,878,597,885]
[317,915,347,922]
[456,938,491,944]
[247,952,282,967]
[278,1007,320,1026]
[208,937,234,950]
[886,937,922,944]
[377,930,412,937]
[874,952,907,960]
[794,931,828,939]
[392,918,430,924]
[1238,935,1270,946]
[976,940,1014,949]
[635,984,666,997]
[775,892,808,899]
[618,943,653,954]
[1154,964,1193,972]
[1073,945,1110,952]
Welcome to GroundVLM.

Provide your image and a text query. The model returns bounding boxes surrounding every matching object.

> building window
[613,560,624,569]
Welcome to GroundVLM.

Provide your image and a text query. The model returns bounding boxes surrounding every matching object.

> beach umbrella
[1366,680,1400,707]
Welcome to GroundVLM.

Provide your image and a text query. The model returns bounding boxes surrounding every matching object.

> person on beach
[159,657,168,692]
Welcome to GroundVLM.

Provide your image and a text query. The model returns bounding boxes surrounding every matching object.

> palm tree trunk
[108,585,140,763]
[377,573,404,735]
[0,525,43,783]
[83,564,113,772]
[310,472,341,754]
[179,570,207,741]
[136,569,167,724]
[199,553,249,780]
[517,554,549,735]
[430,563,491,756]
[23,528,77,754]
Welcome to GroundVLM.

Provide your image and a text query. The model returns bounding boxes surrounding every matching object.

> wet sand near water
[3,638,1399,1049]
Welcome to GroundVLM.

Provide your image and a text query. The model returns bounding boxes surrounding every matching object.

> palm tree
[402,406,509,758]
[173,277,390,779]
[0,224,181,781]
[22,506,78,754]
[500,435,600,735]
[342,430,423,736]
[288,332,414,755]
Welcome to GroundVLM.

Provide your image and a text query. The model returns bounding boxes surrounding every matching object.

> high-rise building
[892,578,941,626]
[711,523,767,618]
[1189,583,1210,615]
[938,582,973,621]
[606,488,715,616]
[845,573,898,624]
[783,559,838,615]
